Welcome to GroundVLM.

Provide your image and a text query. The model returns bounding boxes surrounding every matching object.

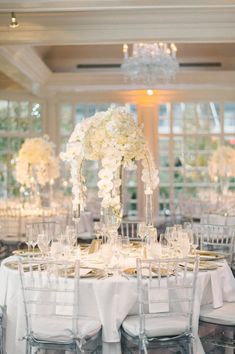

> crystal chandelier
[121,42,179,87]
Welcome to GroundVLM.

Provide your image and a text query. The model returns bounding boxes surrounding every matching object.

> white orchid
[61,106,159,215]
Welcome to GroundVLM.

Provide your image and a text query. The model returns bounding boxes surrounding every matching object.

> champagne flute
[25,224,32,253]
[31,231,38,257]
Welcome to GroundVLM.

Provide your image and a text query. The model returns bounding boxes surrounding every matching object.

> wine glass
[37,233,49,257]
[31,231,38,257]
[101,244,112,273]
[137,222,148,242]
[66,225,77,249]
[25,224,33,253]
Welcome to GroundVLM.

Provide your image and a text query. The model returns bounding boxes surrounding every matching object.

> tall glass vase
[145,192,153,226]
[101,206,123,243]
[29,185,42,208]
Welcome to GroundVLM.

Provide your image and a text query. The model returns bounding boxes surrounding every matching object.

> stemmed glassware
[25,224,32,253]
[101,244,112,273]
[65,225,77,249]
[137,222,148,242]
[37,233,50,257]
[94,222,103,242]
[25,224,38,256]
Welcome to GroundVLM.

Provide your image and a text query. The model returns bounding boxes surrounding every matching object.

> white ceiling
[0,0,235,95]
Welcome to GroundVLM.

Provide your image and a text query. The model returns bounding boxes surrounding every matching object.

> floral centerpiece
[208,146,235,179]
[61,106,159,225]
[16,135,60,188]
[208,145,235,194]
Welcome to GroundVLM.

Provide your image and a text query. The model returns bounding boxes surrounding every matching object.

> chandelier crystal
[121,42,179,87]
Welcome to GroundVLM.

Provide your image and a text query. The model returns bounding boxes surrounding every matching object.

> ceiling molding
[45,70,235,93]
[0,8,235,44]
[1,0,235,12]
[0,46,51,94]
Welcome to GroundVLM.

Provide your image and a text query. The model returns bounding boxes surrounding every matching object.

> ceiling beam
[0,46,51,94]
[0,8,235,44]
[1,0,235,12]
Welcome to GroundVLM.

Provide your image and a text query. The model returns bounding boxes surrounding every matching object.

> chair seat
[78,232,94,240]
[200,302,235,326]
[122,314,189,338]
[32,316,101,343]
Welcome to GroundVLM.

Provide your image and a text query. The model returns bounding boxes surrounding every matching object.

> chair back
[201,213,235,226]
[192,223,235,265]
[18,258,80,341]
[120,221,142,240]
[136,257,199,338]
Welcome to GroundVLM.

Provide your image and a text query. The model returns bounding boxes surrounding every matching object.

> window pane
[173,103,183,133]
[224,103,235,133]
[159,104,170,133]
[32,103,42,132]
[0,100,43,197]
[0,100,8,131]
[60,104,73,135]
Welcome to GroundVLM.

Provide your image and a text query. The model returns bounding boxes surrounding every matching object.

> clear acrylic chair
[0,305,6,354]
[121,257,199,354]
[18,258,102,354]
[192,223,235,267]
[120,221,143,240]
[199,300,235,353]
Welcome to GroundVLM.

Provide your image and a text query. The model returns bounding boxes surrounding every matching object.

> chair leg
[0,326,3,354]
[26,341,31,354]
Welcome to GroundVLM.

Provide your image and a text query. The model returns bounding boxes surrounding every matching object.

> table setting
[0,106,235,354]
[1,219,235,354]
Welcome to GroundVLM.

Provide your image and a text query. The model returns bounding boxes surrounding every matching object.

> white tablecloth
[0,258,235,354]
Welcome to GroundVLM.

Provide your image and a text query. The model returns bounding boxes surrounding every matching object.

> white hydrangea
[61,106,159,214]
[208,146,235,179]
[15,136,60,187]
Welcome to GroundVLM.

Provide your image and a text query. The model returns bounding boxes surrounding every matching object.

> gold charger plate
[193,250,225,261]
[12,249,41,257]
[4,261,41,271]
[60,267,105,279]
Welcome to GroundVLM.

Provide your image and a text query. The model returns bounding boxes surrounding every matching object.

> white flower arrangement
[208,145,235,179]
[15,135,60,187]
[61,106,159,215]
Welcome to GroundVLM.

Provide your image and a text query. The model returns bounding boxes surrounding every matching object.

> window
[158,102,235,215]
[0,100,43,197]
[59,103,138,216]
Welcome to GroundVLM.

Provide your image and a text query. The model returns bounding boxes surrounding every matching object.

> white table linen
[0,258,235,354]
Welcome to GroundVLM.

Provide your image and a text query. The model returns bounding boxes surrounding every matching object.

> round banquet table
[0,257,235,354]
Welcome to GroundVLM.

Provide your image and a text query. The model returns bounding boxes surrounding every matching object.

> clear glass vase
[101,206,123,243]
[145,192,153,226]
